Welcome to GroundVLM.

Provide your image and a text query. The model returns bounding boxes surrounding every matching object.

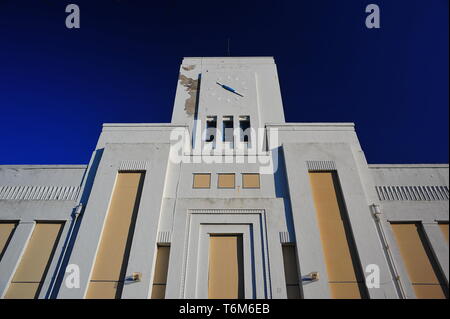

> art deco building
[0,57,448,299]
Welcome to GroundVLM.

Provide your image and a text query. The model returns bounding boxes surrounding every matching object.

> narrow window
[151,245,170,299]
[309,171,367,299]
[218,173,235,189]
[223,116,234,144]
[193,173,211,189]
[86,172,145,299]
[208,234,244,299]
[205,116,217,143]
[0,222,17,262]
[282,244,301,299]
[242,173,260,189]
[5,222,64,299]
[391,223,448,298]
[239,116,250,143]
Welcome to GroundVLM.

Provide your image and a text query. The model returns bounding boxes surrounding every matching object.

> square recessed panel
[218,174,235,189]
[242,174,260,189]
[193,174,211,189]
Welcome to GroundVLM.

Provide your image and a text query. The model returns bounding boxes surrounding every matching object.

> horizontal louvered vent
[0,185,80,201]
[119,160,148,171]
[375,185,449,201]
[306,160,336,171]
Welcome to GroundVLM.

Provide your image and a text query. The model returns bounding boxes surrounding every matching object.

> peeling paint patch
[179,74,198,116]
[182,65,196,71]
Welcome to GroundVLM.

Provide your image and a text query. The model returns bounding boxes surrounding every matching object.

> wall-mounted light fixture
[302,272,319,282]
[131,272,142,282]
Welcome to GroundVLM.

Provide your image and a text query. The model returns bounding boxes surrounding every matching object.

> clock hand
[216,81,244,97]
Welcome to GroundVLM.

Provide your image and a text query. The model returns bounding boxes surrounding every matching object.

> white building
[0,57,448,299]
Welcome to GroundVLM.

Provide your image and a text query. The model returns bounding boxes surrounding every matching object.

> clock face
[200,71,256,111]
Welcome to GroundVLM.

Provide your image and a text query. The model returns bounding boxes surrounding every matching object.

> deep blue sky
[0,0,448,165]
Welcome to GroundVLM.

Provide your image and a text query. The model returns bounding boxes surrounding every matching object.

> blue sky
[0,0,448,164]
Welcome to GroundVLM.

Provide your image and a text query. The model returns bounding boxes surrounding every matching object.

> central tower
[171,57,285,151]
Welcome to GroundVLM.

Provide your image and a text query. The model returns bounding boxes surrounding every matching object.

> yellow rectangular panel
[412,284,446,299]
[317,220,358,282]
[309,172,361,286]
[85,281,121,299]
[0,222,17,261]
[152,246,170,284]
[439,223,448,244]
[11,223,63,282]
[208,235,244,299]
[151,284,166,299]
[5,222,63,299]
[4,283,41,299]
[391,223,441,285]
[218,174,235,189]
[87,172,145,299]
[90,172,144,282]
[242,174,260,189]
[329,283,362,299]
[151,246,170,299]
[193,174,211,189]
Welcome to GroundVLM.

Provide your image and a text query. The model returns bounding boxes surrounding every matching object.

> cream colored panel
[317,220,357,282]
[5,222,63,299]
[329,283,361,299]
[151,285,166,299]
[218,174,235,189]
[309,172,359,283]
[391,223,440,284]
[0,222,16,261]
[193,174,211,188]
[439,223,448,244]
[242,174,260,189]
[90,172,144,282]
[4,283,40,299]
[11,223,63,282]
[413,284,446,299]
[85,282,120,299]
[152,246,170,284]
[151,246,170,299]
[208,235,244,299]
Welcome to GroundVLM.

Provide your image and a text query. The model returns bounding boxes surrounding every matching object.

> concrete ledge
[0,165,87,169]
[183,57,275,64]
[102,123,188,132]
[266,122,355,131]
[369,164,449,169]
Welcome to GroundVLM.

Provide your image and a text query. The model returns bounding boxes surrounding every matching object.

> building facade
[0,57,448,299]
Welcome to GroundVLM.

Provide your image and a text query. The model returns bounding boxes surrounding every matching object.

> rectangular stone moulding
[86,172,145,299]
[309,171,367,299]
[208,234,244,299]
